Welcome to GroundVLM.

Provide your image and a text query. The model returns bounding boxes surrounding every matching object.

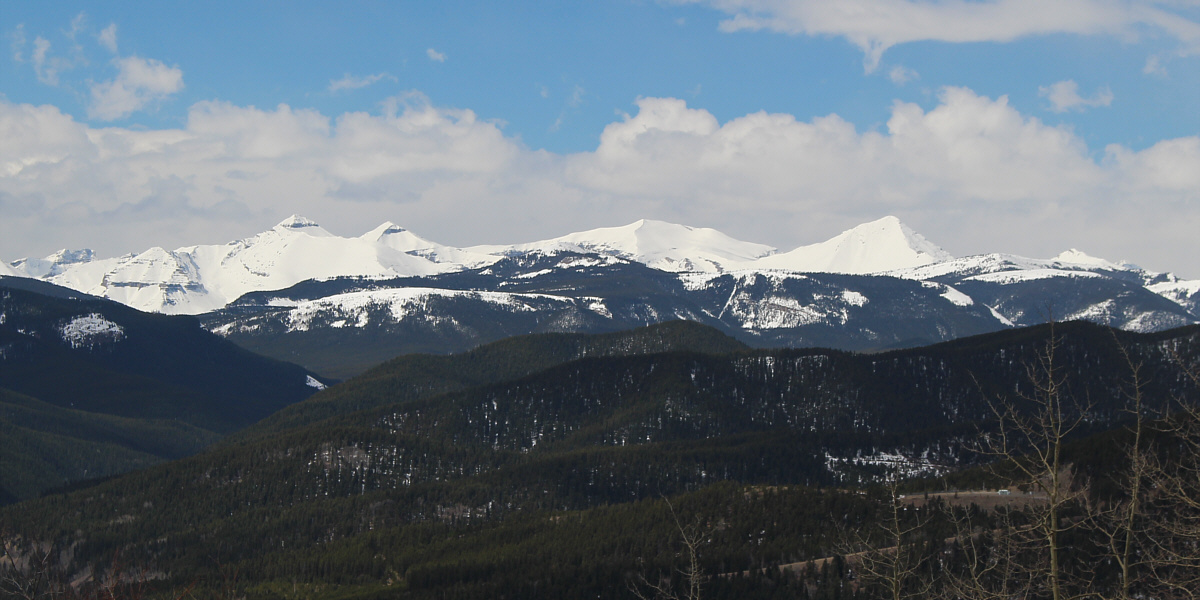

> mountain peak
[751,216,952,274]
[837,216,951,262]
[378,222,407,235]
[516,219,774,273]
[1052,249,1122,269]
[47,249,96,264]
[8,249,97,279]
[276,215,322,230]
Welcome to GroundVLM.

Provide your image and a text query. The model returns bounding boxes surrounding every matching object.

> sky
[2,1,1199,277]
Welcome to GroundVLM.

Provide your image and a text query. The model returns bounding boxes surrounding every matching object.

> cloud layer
[2,88,1199,276]
[694,0,1200,70]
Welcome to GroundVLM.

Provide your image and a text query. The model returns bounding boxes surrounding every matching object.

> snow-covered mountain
[8,216,486,314]
[469,219,777,273]
[744,216,952,273]
[7,214,1200,377]
[9,215,957,313]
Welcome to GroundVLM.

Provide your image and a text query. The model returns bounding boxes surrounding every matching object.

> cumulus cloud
[1039,80,1113,113]
[88,55,184,120]
[2,88,1199,276]
[328,72,396,92]
[692,0,1200,71]
[426,48,447,62]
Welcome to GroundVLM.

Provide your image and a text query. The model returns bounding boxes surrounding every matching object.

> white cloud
[98,23,118,53]
[888,65,918,85]
[693,0,1200,71]
[328,72,395,92]
[1143,54,1167,75]
[1039,80,1113,113]
[426,48,447,62]
[2,88,1199,277]
[17,17,85,85]
[32,36,64,84]
[88,55,184,120]
[568,84,585,107]
[10,24,26,62]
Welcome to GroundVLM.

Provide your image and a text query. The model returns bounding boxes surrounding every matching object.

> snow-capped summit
[1051,249,1127,270]
[10,249,96,279]
[275,214,330,235]
[0,259,19,277]
[365,222,498,268]
[747,216,952,274]
[478,219,777,273]
[15,217,466,314]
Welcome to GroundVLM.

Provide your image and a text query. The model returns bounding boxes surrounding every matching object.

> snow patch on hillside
[965,269,1104,284]
[841,290,868,307]
[281,288,579,332]
[59,314,125,349]
[939,285,974,307]
[986,305,1015,327]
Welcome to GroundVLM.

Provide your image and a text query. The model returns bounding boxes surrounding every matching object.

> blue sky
[3,1,1200,276]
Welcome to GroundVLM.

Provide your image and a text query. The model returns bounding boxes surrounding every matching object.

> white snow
[306,375,327,390]
[1052,249,1124,269]
[964,269,1104,284]
[586,299,612,318]
[939,285,974,307]
[555,255,621,269]
[35,216,469,314]
[986,305,1015,327]
[472,219,776,273]
[59,313,125,349]
[8,249,95,278]
[0,260,20,278]
[841,290,868,307]
[365,221,497,268]
[893,249,1138,283]
[14,213,1199,335]
[281,287,579,332]
[1147,277,1200,309]
[745,216,952,274]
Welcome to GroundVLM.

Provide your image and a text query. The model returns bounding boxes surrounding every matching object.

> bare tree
[629,497,707,600]
[1,532,67,600]
[964,327,1095,600]
[1137,347,1200,598]
[1078,339,1158,600]
[837,481,933,600]
[941,506,1036,600]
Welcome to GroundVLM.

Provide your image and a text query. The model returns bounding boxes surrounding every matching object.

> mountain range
[6,216,1199,377]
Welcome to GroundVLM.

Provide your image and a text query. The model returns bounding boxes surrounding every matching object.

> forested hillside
[0,279,321,502]
[2,320,1198,598]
